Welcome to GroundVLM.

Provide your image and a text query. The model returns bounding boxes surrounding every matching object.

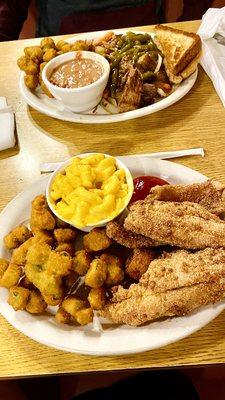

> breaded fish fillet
[124,200,225,249]
[101,248,225,325]
[147,180,225,215]
[106,221,161,248]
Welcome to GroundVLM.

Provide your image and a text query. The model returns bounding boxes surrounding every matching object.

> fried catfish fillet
[106,221,161,248]
[25,243,72,304]
[147,180,225,215]
[124,200,225,250]
[30,195,55,232]
[101,248,225,326]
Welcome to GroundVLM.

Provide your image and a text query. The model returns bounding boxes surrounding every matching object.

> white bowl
[42,51,110,112]
[46,153,134,232]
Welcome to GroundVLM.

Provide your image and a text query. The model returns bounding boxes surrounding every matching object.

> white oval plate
[19,29,198,124]
[0,157,224,356]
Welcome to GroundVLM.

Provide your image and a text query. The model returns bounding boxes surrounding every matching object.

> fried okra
[73,250,91,276]
[42,293,63,306]
[26,290,47,314]
[85,259,107,288]
[8,286,30,311]
[54,228,77,243]
[40,81,53,97]
[0,259,9,278]
[25,243,72,300]
[83,229,112,252]
[100,254,124,287]
[55,243,74,257]
[30,195,55,232]
[4,225,32,250]
[88,287,106,310]
[125,249,155,281]
[55,307,71,324]
[76,308,93,325]
[33,230,54,246]
[24,46,43,61]
[43,48,57,62]
[0,263,23,288]
[11,237,34,265]
[61,296,85,318]
[40,38,55,49]
[24,74,39,90]
[17,56,39,75]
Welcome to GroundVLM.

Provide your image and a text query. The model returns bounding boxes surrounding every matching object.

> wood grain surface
[1,20,225,379]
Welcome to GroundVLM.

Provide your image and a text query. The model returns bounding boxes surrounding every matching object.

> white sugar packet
[198,7,225,107]
[0,97,15,151]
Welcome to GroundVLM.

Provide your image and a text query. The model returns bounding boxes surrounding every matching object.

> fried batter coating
[11,237,34,265]
[0,263,22,288]
[88,287,106,310]
[25,243,72,299]
[106,221,161,248]
[4,225,32,250]
[55,307,71,324]
[26,290,47,314]
[85,259,107,288]
[56,40,67,50]
[61,296,85,318]
[55,243,74,257]
[71,40,88,51]
[24,46,43,61]
[125,200,225,250]
[125,249,155,281]
[8,286,30,311]
[17,56,39,74]
[100,254,124,286]
[61,44,71,53]
[43,48,57,62]
[40,38,55,49]
[39,61,47,72]
[55,217,69,228]
[31,195,55,232]
[33,230,54,246]
[83,228,112,252]
[76,308,93,325]
[73,250,91,276]
[42,293,62,306]
[0,259,9,278]
[54,228,77,243]
[24,74,39,90]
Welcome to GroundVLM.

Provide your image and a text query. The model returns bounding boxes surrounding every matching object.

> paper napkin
[198,7,225,107]
[0,97,15,151]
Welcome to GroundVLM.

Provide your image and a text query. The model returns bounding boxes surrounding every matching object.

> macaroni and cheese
[50,154,132,228]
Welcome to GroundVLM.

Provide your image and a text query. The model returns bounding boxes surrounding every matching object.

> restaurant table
[0,19,225,379]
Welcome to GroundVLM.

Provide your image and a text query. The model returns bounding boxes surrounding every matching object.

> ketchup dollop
[130,176,169,203]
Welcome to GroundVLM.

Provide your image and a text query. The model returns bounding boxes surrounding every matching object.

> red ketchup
[130,176,169,203]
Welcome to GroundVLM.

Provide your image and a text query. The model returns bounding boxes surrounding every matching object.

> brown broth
[49,57,103,89]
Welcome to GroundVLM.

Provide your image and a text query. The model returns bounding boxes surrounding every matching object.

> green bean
[126,32,151,43]
[142,71,155,81]
[111,67,119,85]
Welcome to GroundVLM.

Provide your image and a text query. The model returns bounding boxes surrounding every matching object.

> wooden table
[1,19,225,379]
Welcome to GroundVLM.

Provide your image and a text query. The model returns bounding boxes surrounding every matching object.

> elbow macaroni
[50,154,131,227]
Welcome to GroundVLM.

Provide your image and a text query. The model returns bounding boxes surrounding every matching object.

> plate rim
[19,29,198,124]
[0,158,225,355]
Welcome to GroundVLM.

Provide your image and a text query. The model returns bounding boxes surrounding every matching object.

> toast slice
[163,51,201,84]
[154,24,201,77]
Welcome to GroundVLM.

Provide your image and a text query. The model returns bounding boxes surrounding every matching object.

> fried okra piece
[0,263,23,288]
[83,229,112,252]
[71,40,88,51]
[40,37,55,49]
[4,225,32,250]
[125,249,155,281]
[24,74,39,90]
[55,243,74,257]
[11,237,34,265]
[39,61,47,72]
[73,250,92,276]
[40,81,54,97]
[42,293,63,306]
[0,259,9,278]
[56,40,67,51]
[55,307,71,324]
[88,287,106,310]
[61,296,85,319]
[100,254,124,287]
[43,48,57,62]
[55,217,69,228]
[8,286,30,311]
[33,230,54,246]
[17,56,39,74]
[30,195,55,232]
[54,228,77,243]
[76,308,93,325]
[24,46,43,61]
[61,44,71,53]
[85,259,107,288]
[26,290,47,314]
